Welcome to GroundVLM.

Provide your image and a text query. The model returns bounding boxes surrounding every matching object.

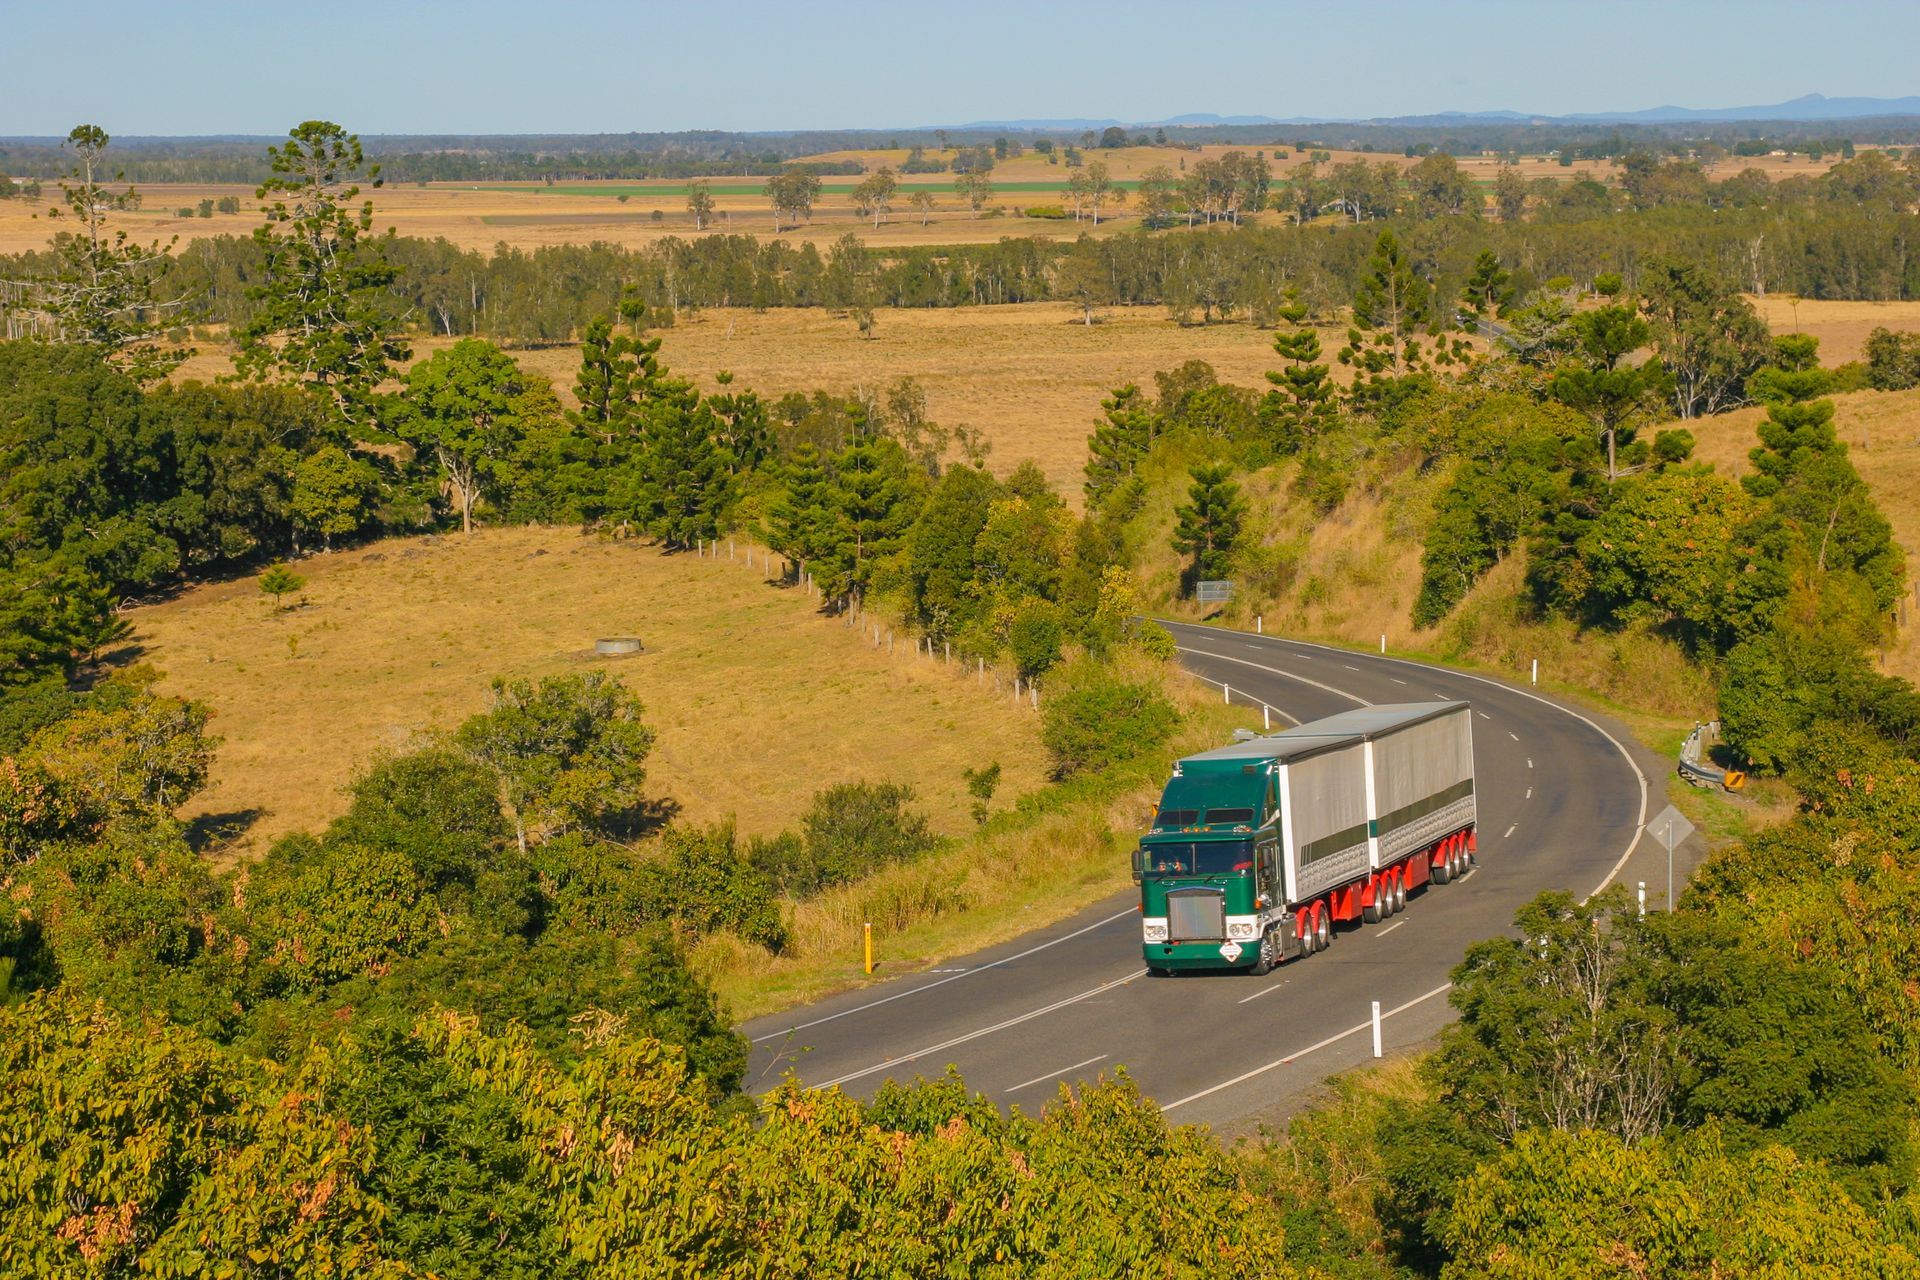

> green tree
[1039,658,1179,779]
[398,339,534,533]
[818,438,922,603]
[766,169,821,231]
[908,189,936,225]
[37,124,182,377]
[1171,462,1247,588]
[685,178,715,230]
[1261,306,1338,455]
[1548,304,1670,483]
[635,400,732,549]
[1083,384,1156,505]
[954,171,995,217]
[1458,250,1512,323]
[291,444,377,552]
[849,167,898,227]
[766,443,836,576]
[258,561,305,608]
[1344,229,1428,376]
[234,121,410,428]
[1639,258,1771,419]
[453,672,655,851]
[905,463,1000,637]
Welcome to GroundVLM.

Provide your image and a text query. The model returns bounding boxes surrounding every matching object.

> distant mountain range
[951,94,1920,131]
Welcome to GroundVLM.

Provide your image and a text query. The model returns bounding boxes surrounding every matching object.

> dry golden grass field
[0,143,1847,256]
[1751,297,1920,364]
[128,526,1049,858]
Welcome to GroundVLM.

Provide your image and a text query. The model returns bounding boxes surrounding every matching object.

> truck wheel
[1314,903,1332,951]
[1363,891,1382,925]
[1147,965,1171,978]
[1249,929,1277,976]
[1432,850,1452,885]
[1393,872,1407,913]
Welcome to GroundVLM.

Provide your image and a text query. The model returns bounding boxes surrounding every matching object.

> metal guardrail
[1679,721,1745,792]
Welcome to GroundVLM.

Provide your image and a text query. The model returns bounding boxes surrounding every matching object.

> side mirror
[1130,846,1144,884]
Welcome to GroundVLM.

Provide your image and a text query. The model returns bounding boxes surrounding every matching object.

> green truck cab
[1132,743,1292,975]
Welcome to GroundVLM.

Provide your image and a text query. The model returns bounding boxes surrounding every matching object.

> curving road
[741,621,1674,1132]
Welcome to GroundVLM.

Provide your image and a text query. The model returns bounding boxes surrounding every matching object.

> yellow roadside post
[864,922,873,975]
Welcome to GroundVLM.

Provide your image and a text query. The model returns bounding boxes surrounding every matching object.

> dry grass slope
[129,526,1048,857]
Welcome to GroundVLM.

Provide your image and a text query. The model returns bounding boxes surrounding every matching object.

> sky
[2,0,1917,137]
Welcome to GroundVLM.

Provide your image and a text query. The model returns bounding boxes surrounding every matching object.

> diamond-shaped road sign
[1647,804,1695,852]
[1646,804,1696,910]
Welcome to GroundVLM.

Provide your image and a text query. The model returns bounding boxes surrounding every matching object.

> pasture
[128,526,1050,857]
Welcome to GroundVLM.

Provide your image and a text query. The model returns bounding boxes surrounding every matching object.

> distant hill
[948,93,1920,132]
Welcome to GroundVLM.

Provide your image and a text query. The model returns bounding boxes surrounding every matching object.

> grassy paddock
[129,526,1049,858]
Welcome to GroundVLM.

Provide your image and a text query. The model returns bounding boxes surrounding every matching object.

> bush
[1865,327,1920,391]
[759,781,938,898]
[1009,599,1065,680]
[1023,204,1069,219]
[1039,658,1179,779]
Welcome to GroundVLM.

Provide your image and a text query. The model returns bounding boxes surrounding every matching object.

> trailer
[1133,702,1477,974]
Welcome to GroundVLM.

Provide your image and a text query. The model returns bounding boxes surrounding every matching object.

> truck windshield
[1139,839,1254,875]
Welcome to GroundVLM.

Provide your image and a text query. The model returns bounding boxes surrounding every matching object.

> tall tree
[36,124,183,377]
[954,171,995,218]
[819,438,921,604]
[635,400,732,550]
[1261,305,1337,454]
[767,443,835,576]
[1639,259,1771,419]
[1136,165,1179,228]
[1493,162,1530,222]
[908,189,936,225]
[850,168,898,227]
[1082,160,1124,225]
[1171,462,1247,587]
[290,444,377,552]
[1343,229,1428,376]
[1549,304,1670,483]
[684,179,715,230]
[234,121,410,429]
[766,170,821,232]
[1083,384,1155,505]
[397,339,533,533]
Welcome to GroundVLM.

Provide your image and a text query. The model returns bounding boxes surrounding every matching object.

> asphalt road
[740,621,1679,1131]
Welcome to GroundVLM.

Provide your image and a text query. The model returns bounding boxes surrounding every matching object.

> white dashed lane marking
[1004,1054,1109,1094]
[1503,824,1518,838]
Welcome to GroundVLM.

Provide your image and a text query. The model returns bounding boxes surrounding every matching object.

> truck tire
[1394,873,1408,913]
[1363,891,1382,925]
[1432,851,1452,885]
[1147,964,1171,978]
[1249,928,1278,976]
[1314,903,1332,951]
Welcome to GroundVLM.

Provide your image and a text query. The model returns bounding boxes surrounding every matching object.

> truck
[1132,702,1477,975]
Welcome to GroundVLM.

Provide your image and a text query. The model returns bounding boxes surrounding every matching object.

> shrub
[756,781,938,898]
[1039,658,1178,779]
[1865,327,1920,390]
[1009,599,1065,680]
[1023,204,1069,219]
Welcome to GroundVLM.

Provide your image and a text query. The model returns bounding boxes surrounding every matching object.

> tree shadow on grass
[186,808,265,855]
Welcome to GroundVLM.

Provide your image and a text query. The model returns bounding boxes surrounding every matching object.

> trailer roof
[1178,701,1469,771]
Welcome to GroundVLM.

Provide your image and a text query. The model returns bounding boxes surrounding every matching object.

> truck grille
[1166,889,1225,941]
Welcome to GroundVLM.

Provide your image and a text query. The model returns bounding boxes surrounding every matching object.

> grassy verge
[699,657,1259,1023]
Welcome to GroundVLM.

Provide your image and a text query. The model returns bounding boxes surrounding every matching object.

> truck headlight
[1228,921,1257,939]
[1142,920,1168,943]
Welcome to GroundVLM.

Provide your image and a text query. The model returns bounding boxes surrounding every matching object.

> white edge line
[1162,621,1650,902]
[808,968,1145,1091]
[1004,1053,1110,1094]
[746,906,1137,1043]
[1163,982,1453,1111]
[1184,672,1301,725]
[1175,645,1371,707]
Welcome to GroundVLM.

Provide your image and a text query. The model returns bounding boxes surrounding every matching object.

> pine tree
[819,439,921,603]
[1261,307,1337,455]
[235,121,410,429]
[768,443,835,574]
[1083,384,1155,505]
[1171,463,1247,588]
[1342,229,1429,377]
[638,402,732,550]
[37,124,183,379]
[1460,251,1513,324]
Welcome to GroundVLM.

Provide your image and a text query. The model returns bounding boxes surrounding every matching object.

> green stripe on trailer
[1300,822,1370,864]
[1370,778,1475,837]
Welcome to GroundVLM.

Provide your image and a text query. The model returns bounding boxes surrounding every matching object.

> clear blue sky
[3,0,1916,136]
